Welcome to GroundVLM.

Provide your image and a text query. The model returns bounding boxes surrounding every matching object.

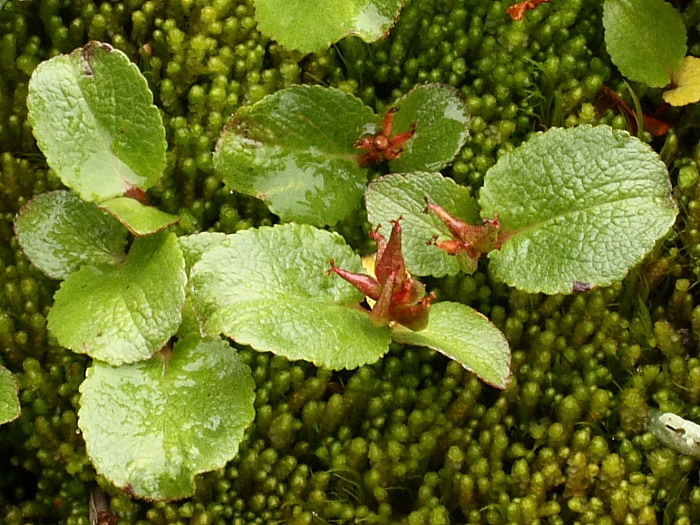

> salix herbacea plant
[14,42,678,501]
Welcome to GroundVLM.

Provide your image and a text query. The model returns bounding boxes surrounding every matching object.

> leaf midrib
[497,193,671,241]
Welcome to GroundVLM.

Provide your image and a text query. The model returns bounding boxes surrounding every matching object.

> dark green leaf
[603,0,686,87]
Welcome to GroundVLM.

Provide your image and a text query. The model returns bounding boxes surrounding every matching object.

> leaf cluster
[12,40,678,502]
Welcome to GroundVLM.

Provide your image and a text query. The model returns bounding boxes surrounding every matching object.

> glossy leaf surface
[254,0,403,53]
[15,190,128,280]
[392,302,511,388]
[215,86,378,226]
[366,172,479,277]
[48,232,186,365]
[480,126,677,294]
[27,42,166,201]
[79,336,255,500]
[387,84,471,173]
[190,224,392,369]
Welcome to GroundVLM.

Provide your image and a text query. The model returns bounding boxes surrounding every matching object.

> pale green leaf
[214,85,379,226]
[47,232,187,365]
[365,172,479,277]
[387,84,471,173]
[603,0,686,87]
[100,197,179,236]
[190,224,391,369]
[179,232,229,276]
[27,42,166,201]
[78,336,255,500]
[177,232,230,338]
[392,302,511,388]
[14,190,128,280]
[480,126,677,294]
[0,366,20,425]
[254,0,403,54]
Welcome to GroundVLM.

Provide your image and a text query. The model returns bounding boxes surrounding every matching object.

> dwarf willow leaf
[254,0,403,54]
[27,42,166,202]
[366,172,479,277]
[14,190,128,280]
[79,336,255,500]
[387,84,471,173]
[214,86,379,226]
[603,0,686,87]
[100,197,179,236]
[190,224,391,369]
[0,366,20,425]
[47,231,186,365]
[392,302,511,388]
[480,126,677,294]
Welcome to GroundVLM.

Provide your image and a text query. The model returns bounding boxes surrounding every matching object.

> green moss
[2,0,700,522]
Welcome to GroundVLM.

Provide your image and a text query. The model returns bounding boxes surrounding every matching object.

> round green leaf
[100,197,179,236]
[366,172,479,277]
[78,336,255,501]
[190,224,392,369]
[480,126,677,294]
[254,0,403,54]
[0,366,20,426]
[47,231,187,365]
[27,42,167,202]
[387,83,470,173]
[214,85,379,226]
[392,302,511,388]
[603,0,686,87]
[14,190,128,280]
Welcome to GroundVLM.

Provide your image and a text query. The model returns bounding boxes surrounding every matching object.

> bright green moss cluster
[2,0,700,523]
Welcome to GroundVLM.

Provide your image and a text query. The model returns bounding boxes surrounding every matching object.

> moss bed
[2,0,700,523]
